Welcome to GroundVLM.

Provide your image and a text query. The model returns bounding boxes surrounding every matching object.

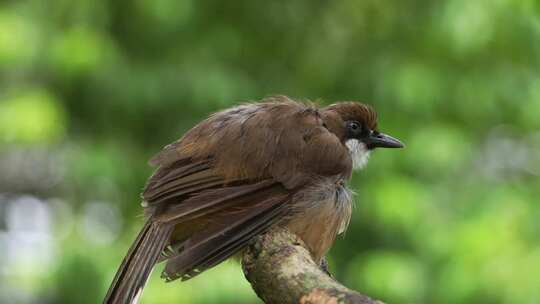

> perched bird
[104,95,403,303]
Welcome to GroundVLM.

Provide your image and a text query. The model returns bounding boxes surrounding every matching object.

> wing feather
[160,183,290,281]
[155,180,277,223]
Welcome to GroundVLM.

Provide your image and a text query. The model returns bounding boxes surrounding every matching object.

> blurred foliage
[0,0,539,303]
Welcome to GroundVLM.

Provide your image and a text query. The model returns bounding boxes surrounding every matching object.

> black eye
[347,121,364,136]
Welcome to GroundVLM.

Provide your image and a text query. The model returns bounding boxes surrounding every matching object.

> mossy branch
[242,227,384,304]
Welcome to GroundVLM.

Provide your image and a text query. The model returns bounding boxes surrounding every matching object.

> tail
[104,220,173,304]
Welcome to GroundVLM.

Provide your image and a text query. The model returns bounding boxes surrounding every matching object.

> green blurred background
[1,0,539,303]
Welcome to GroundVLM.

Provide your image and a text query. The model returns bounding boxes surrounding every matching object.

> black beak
[365,132,404,149]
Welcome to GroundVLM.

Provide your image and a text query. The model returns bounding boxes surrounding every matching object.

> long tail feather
[104,221,173,304]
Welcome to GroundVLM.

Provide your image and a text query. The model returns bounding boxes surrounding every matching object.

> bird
[104,95,403,304]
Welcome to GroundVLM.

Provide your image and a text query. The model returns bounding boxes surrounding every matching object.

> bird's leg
[319,257,333,277]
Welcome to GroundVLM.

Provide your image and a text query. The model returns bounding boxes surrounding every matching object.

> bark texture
[242,227,384,304]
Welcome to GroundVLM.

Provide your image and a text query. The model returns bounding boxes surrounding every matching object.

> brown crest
[324,102,378,131]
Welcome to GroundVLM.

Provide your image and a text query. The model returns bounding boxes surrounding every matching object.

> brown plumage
[104,95,403,304]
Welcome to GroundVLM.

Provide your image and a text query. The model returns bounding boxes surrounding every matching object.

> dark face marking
[345,120,371,140]
[345,119,403,150]
[325,102,404,150]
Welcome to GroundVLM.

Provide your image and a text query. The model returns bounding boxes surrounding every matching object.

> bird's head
[322,102,404,170]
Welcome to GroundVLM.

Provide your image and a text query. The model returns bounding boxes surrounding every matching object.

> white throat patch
[345,139,371,170]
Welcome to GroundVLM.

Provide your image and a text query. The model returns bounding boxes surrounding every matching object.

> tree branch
[242,227,384,304]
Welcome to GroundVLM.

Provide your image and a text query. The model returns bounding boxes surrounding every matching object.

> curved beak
[365,132,404,149]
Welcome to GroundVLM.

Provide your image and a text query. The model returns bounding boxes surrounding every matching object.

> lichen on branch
[242,227,384,304]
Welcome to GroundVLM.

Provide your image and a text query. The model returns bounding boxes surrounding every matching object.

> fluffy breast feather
[286,177,353,262]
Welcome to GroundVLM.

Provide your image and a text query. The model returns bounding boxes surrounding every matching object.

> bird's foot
[319,257,333,278]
